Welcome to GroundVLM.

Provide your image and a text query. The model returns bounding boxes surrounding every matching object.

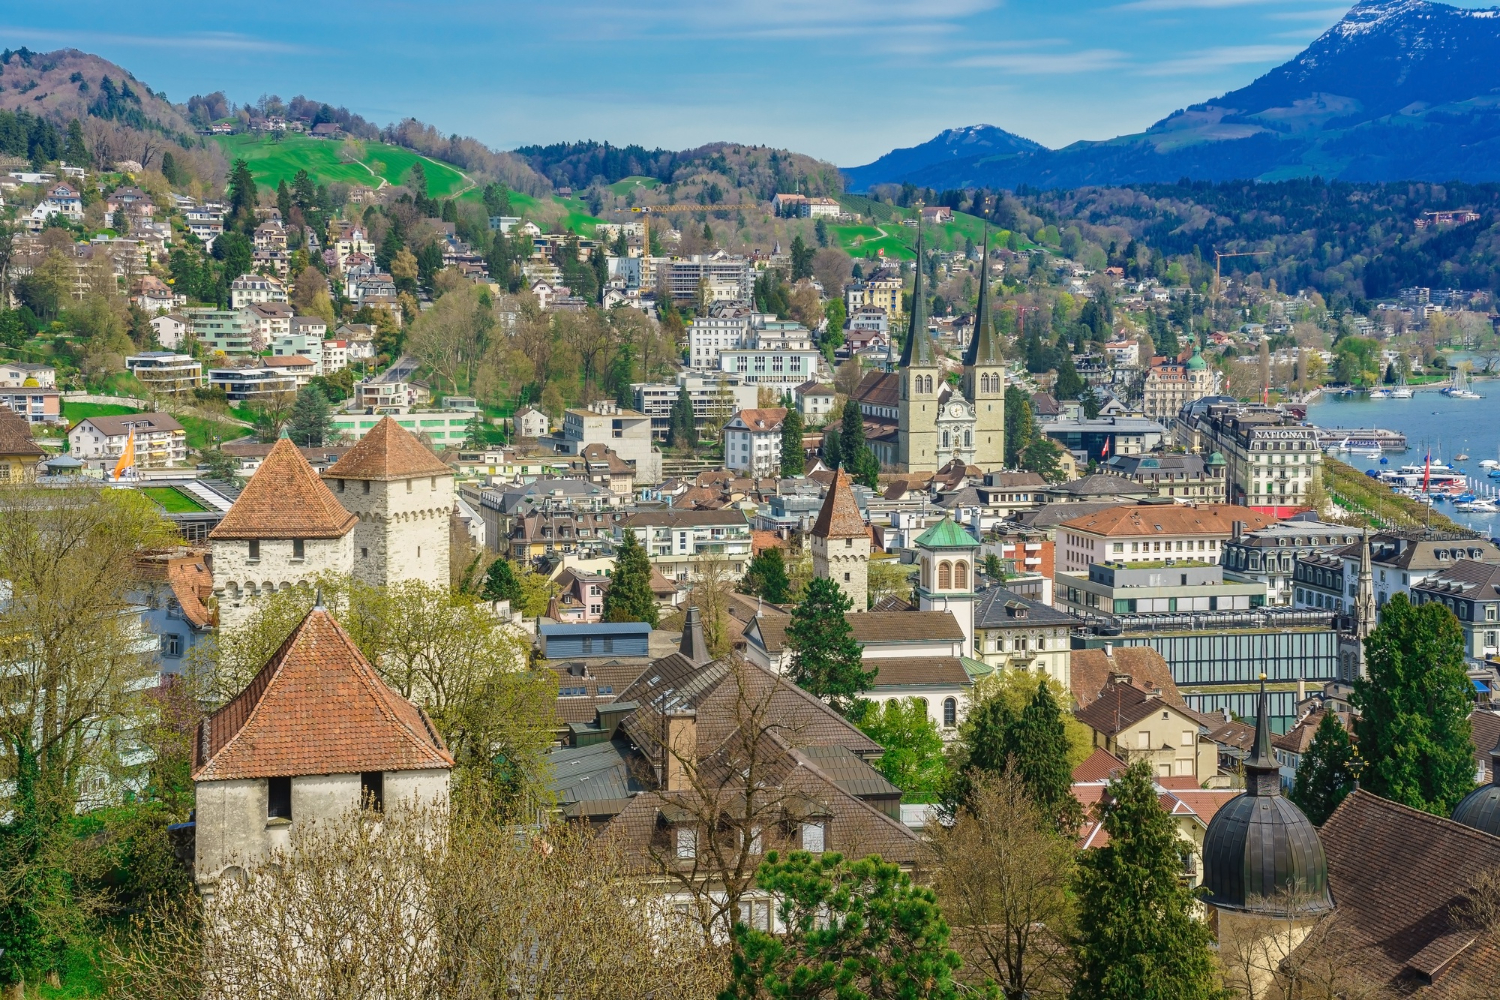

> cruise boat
[1378,463,1467,490]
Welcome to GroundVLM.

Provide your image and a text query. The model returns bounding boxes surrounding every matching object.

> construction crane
[1213,249,1270,300]
[629,204,755,214]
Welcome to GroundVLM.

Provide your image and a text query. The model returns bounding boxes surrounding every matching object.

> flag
[113,428,136,482]
[1100,435,1111,459]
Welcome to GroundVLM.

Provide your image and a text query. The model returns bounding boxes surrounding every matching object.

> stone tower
[323,417,454,589]
[961,228,1006,470]
[810,470,870,612]
[898,226,941,475]
[914,516,980,657]
[208,438,358,630]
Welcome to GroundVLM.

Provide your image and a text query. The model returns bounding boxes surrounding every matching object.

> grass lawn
[608,175,661,195]
[177,413,252,452]
[62,402,141,426]
[212,134,469,198]
[832,202,1037,261]
[33,939,106,999]
[141,486,209,513]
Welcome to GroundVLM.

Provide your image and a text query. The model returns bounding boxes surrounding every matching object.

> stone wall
[813,533,870,612]
[211,533,355,629]
[327,473,453,589]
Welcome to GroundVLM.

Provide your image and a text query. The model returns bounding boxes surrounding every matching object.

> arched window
[924,375,934,393]
[964,429,972,447]
[942,430,951,449]
[914,697,929,715]
[943,698,957,727]
[938,561,952,589]
[955,561,968,589]
[922,556,931,587]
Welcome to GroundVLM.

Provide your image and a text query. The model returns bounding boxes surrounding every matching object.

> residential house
[68,413,187,471]
[0,363,56,389]
[548,567,612,623]
[0,388,61,425]
[793,381,835,425]
[514,405,549,438]
[1075,679,1218,782]
[723,408,786,477]
[0,407,44,483]
[1100,452,1227,502]
[208,367,298,402]
[262,355,317,387]
[126,352,204,394]
[131,549,216,673]
[970,586,1075,686]
[618,509,753,582]
[229,274,288,309]
[150,314,189,350]
[131,275,177,313]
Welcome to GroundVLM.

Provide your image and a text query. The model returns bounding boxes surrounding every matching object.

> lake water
[1306,383,1500,536]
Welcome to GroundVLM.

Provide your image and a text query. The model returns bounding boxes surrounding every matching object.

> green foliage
[601,529,659,627]
[786,577,872,717]
[667,385,696,449]
[480,557,522,605]
[285,386,332,447]
[226,158,258,234]
[983,552,1005,580]
[948,678,1081,833]
[1070,762,1222,1000]
[1003,385,1034,468]
[789,233,814,282]
[1353,593,1475,815]
[742,547,791,605]
[724,851,962,1000]
[780,405,805,477]
[857,700,949,802]
[1290,712,1357,826]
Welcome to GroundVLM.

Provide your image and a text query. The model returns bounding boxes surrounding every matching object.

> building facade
[723,407,786,477]
[810,470,871,612]
[1141,349,1216,423]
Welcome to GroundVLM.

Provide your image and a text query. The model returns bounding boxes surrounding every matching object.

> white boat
[1390,386,1414,398]
[1368,388,1392,399]
[1456,499,1499,513]
[1442,367,1482,399]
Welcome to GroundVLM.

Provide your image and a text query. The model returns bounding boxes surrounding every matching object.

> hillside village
[6,41,1500,1000]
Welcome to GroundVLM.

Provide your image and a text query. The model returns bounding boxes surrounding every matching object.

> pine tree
[787,577,872,717]
[276,179,293,224]
[1053,347,1084,400]
[1353,593,1475,815]
[1291,712,1356,826]
[285,386,332,446]
[790,233,815,281]
[1007,681,1083,833]
[601,529,658,627]
[227,158,258,234]
[821,426,842,471]
[667,386,695,449]
[780,406,805,477]
[1071,762,1221,1000]
[62,118,87,167]
[1004,385,1035,468]
[742,546,791,605]
[480,558,522,605]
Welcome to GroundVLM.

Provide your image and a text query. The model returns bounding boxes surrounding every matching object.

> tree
[725,851,962,1000]
[927,771,1076,1000]
[480,557,522,606]
[1004,385,1035,468]
[1071,762,1220,1000]
[63,118,87,166]
[814,217,828,247]
[1290,712,1357,826]
[226,158,257,233]
[742,546,791,605]
[1053,347,1083,400]
[1353,593,1475,815]
[858,698,948,802]
[285,386,332,446]
[786,577,872,717]
[780,405,805,477]
[1080,384,1101,419]
[668,385,696,449]
[602,529,659,627]
[789,233,815,281]
[276,179,292,224]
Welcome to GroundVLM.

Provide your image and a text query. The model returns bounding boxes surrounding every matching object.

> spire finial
[1246,672,1280,795]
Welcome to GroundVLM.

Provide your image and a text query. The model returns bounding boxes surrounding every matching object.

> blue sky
[4,1,1496,165]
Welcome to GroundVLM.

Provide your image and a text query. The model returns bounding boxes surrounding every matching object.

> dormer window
[676,826,698,859]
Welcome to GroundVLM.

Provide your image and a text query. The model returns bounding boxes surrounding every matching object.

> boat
[1456,453,1471,461]
[1368,388,1392,399]
[1457,499,1499,513]
[1442,367,1483,399]
[1376,462,1467,490]
[1390,386,1414,398]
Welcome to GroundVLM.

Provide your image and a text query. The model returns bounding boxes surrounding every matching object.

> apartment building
[186,308,256,356]
[1221,519,1361,607]
[617,508,753,582]
[723,407,786,476]
[664,255,754,305]
[633,372,757,441]
[126,352,204,394]
[0,389,61,425]
[229,274,288,309]
[247,303,294,349]
[1294,532,1500,612]
[843,267,904,322]
[1056,503,1277,578]
[1141,349,1217,423]
[1100,452,1227,502]
[69,413,187,470]
[208,367,298,402]
[556,400,661,484]
[271,332,326,374]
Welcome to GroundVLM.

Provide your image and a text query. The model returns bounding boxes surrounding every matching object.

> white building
[557,401,661,484]
[321,340,350,373]
[913,517,980,659]
[514,405,549,438]
[68,413,187,471]
[150,314,189,350]
[209,367,299,402]
[723,407,786,476]
[718,346,821,388]
[617,509,753,582]
[322,417,455,590]
[126,353,204,394]
[665,254,754,305]
[229,274,289,309]
[191,600,453,899]
[271,332,326,374]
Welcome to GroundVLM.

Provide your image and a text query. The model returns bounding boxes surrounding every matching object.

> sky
[4,0,1498,166]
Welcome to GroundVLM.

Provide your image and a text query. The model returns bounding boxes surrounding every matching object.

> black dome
[1200,682,1332,914]
[1452,784,1500,836]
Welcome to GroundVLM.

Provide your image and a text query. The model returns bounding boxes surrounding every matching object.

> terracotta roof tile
[193,606,453,781]
[0,406,44,457]
[812,470,866,539]
[1072,748,1128,782]
[1058,503,1277,537]
[1071,646,1184,709]
[869,656,971,689]
[211,438,358,540]
[323,415,452,481]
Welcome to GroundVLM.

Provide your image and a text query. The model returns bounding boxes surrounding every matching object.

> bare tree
[1216,888,1389,1000]
[924,771,1075,1000]
[686,549,736,660]
[557,309,613,402]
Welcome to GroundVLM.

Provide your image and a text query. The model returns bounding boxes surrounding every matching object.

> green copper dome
[914,516,980,550]
[1208,451,1226,466]
[1186,348,1208,371]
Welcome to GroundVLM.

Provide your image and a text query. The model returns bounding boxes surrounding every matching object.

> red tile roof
[1058,504,1277,538]
[211,439,358,540]
[0,406,44,458]
[192,605,453,781]
[1071,646,1185,710]
[811,470,866,539]
[323,415,452,481]
[1071,747,1128,782]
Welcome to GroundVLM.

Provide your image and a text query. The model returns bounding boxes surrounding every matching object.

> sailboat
[1442,366,1482,399]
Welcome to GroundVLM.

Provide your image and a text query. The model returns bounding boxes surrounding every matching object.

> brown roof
[169,557,215,628]
[210,438,358,540]
[1058,503,1278,537]
[1306,790,1500,997]
[0,406,44,457]
[192,606,453,781]
[731,407,787,432]
[74,412,184,436]
[261,355,315,368]
[323,415,451,481]
[1074,680,1191,737]
[750,610,964,654]
[1273,710,1325,755]
[853,369,899,408]
[1472,709,1500,782]
[811,470,866,539]
[869,656,971,689]
[1070,646,1184,709]
[1072,747,1128,782]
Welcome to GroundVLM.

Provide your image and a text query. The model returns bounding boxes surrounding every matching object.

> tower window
[406,479,413,493]
[293,538,305,560]
[360,771,384,812]
[248,539,260,561]
[845,572,851,582]
[938,561,952,589]
[363,480,371,494]
[267,776,292,820]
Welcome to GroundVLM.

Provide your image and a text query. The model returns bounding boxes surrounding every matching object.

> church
[851,227,1006,475]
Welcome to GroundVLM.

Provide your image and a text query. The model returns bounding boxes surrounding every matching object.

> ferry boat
[1377,463,1468,490]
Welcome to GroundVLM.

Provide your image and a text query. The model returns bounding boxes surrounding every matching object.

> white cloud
[957,48,1131,74]
[1140,43,1302,74]
[565,0,1001,41]
[0,25,310,54]
[1113,0,1293,10]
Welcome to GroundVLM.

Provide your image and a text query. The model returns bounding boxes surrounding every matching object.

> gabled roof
[323,415,452,481]
[1075,680,1191,737]
[811,470,866,539]
[1070,646,1185,710]
[729,407,787,432]
[210,438,358,540]
[0,407,44,458]
[74,413,184,436]
[1058,503,1276,537]
[192,606,453,781]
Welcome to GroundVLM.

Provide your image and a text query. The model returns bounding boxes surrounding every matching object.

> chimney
[679,606,709,663]
[663,710,697,792]
[1103,642,1114,659]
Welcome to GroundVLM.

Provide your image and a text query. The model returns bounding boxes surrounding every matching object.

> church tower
[962,228,1006,470]
[1338,527,1378,681]
[914,516,980,657]
[810,470,870,611]
[898,226,941,475]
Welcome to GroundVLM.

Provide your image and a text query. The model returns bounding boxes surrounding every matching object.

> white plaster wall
[812,535,869,612]
[385,768,451,812]
[194,778,267,881]
[327,474,452,589]
[211,533,355,629]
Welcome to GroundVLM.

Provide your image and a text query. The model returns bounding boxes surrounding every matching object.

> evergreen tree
[787,577,873,717]
[285,386,332,446]
[790,233,815,281]
[1080,385,1102,419]
[1353,593,1475,815]
[741,547,791,605]
[1291,712,1357,826]
[1071,762,1221,1000]
[821,425,842,471]
[814,217,829,247]
[840,395,866,466]
[851,447,881,490]
[227,158,258,234]
[601,529,658,627]
[1004,385,1035,468]
[480,558,522,605]
[780,405,805,477]
[276,179,293,224]
[667,386,695,449]
[1006,681,1083,832]
[62,118,87,166]
[1053,346,1084,400]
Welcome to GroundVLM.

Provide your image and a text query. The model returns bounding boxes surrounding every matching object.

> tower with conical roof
[810,470,870,611]
[323,416,454,589]
[209,438,359,629]
[1337,527,1377,681]
[961,229,1005,470]
[1201,678,1331,929]
[914,516,980,657]
[897,225,941,474]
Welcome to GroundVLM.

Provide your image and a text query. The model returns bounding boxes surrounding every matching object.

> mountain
[0,46,196,139]
[846,0,1500,191]
[841,125,1042,191]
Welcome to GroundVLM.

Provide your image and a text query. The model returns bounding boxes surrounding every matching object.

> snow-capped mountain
[846,0,1500,190]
